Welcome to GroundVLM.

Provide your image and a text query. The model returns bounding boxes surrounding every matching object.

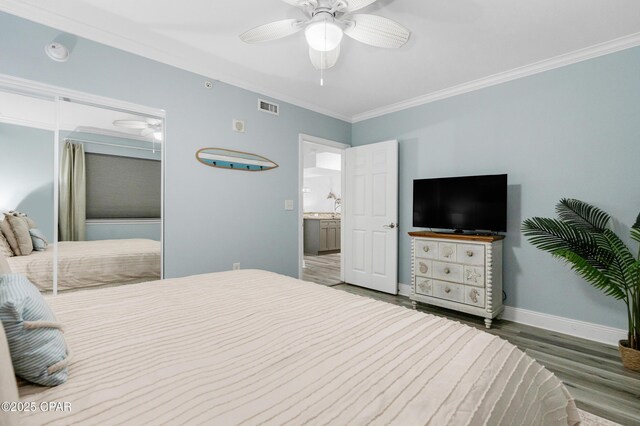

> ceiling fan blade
[309,45,341,70]
[281,0,317,6]
[344,14,410,48]
[341,0,378,13]
[113,120,149,129]
[240,19,304,43]
[140,127,155,136]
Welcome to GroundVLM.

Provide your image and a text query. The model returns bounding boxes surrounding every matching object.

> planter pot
[619,340,640,372]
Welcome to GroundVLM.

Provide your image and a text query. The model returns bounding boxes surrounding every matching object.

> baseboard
[501,306,626,347]
[398,283,411,297]
[398,282,625,346]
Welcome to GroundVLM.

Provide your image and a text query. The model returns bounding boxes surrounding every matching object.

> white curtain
[59,142,86,241]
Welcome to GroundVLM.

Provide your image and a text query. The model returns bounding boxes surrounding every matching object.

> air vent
[258,99,279,115]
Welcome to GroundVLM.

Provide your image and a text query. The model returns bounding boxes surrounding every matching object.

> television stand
[408,231,504,328]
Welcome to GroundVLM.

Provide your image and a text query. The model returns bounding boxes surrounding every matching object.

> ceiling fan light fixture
[153,130,163,141]
[305,17,343,52]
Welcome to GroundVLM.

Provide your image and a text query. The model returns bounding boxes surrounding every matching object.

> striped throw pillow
[0,274,69,386]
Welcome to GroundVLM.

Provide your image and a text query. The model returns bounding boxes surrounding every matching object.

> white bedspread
[7,239,160,292]
[18,270,580,425]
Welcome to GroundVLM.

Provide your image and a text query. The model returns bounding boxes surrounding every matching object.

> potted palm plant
[522,199,640,372]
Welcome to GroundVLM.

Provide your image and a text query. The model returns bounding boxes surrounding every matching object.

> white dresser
[409,232,504,328]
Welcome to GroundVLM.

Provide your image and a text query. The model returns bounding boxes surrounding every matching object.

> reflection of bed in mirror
[6,239,160,292]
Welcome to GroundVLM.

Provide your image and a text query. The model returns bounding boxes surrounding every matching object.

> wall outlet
[285,199,294,210]
[233,263,240,270]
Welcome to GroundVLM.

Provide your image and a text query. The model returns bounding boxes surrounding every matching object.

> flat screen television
[413,174,507,233]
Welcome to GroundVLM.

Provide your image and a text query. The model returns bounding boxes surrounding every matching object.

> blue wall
[0,122,54,241]
[0,12,351,277]
[352,46,640,329]
[85,221,161,241]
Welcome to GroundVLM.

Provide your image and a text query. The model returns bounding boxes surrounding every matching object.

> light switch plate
[285,200,294,210]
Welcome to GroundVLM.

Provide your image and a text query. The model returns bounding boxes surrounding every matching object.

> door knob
[383,223,398,229]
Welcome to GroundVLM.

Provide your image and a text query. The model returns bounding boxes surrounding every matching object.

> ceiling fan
[113,118,163,141]
[239,0,410,73]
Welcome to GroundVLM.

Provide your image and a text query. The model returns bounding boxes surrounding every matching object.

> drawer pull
[423,246,429,253]
[444,267,450,274]
[470,289,479,303]
[443,247,454,257]
[444,287,451,294]
[419,263,428,274]
[466,250,474,257]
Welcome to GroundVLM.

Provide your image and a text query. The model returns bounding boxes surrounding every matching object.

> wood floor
[300,256,640,425]
[302,253,342,286]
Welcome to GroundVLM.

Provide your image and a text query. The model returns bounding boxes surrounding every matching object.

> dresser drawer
[457,244,485,265]
[464,266,485,287]
[415,259,433,277]
[465,286,485,308]
[415,240,438,259]
[432,261,463,283]
[432,280,464,303]
[438,243,457,262]
[415,277,433,296]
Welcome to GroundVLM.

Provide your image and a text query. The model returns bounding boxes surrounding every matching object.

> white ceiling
[3,0,640,121]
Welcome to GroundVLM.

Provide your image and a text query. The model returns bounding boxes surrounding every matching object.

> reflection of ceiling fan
[112,118,163,141]
[240,0,410,72]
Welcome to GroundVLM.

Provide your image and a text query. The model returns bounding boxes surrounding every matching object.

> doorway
[298,134,348,286]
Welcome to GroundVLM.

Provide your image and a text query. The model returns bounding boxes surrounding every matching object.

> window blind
[85,153,161,219]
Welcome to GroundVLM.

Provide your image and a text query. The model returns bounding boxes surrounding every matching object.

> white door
[344,140,398,294]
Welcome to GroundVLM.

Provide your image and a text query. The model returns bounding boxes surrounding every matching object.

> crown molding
[0,2,352,123]
[352,32,640,123]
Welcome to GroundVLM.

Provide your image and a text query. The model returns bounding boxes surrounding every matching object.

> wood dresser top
[408,231,505,242]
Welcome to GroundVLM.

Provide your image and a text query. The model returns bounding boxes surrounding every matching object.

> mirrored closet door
[0,77,164,294]
[56,99,163,292]
[0,85,56,292]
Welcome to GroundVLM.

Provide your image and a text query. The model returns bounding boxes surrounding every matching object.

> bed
[17,270,580,425]
[6,239,161,292]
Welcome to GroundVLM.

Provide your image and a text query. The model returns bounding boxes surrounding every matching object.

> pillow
[3,214,33,256]
[29,229,48,251]
[0,274,70,386]
[0,231,13,257]
[0,256,10,274]
[7,211,36,229]
[0,219,20,256]
[0,322,19,426]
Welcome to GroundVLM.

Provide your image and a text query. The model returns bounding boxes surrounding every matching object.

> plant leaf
[599,229,636,293]
[554,249,627,300]
[522,217,613,270]
[631,211,640,244]
[556,198,612,232]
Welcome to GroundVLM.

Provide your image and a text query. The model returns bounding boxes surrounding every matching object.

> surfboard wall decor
[196,148,279,172]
